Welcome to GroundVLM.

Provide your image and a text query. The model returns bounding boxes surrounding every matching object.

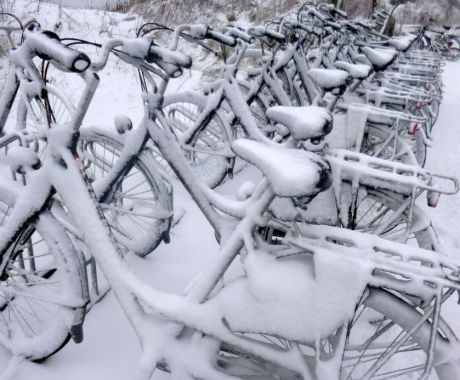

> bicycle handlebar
[147,45,192,68]
[91,36,191,77]
[224,26,255,44]
[177,24,236,47]
[205,28,236,46]
[23,29,91,73]
[248,26,286,43]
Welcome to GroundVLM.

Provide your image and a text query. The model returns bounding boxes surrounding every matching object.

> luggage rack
[326,149,459,198]
[282,224,460,297]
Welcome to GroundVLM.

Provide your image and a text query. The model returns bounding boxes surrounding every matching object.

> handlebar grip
[205,28,237,47]
[356,20,372,30]
[186,24,208,39]
[225,26,255,43]
[155,60,183,79]
[325,20,341,31]
[249,26,285,43]
[309,7,328,21]
[265,29,286,43]
[344,22,359,33]
[285,21,313,34]
[25,30,91,73]
[333,8,348,18]
[147,45,192,69]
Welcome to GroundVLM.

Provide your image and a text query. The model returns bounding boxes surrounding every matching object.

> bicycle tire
[18,88,172,257]
[16,85,75,135]
[0,184,87,361]
[215,285,459,379]
[361,124,419,166]
[77,127,173,257]
[162,91,232,188]
[443,37,460,61]
[346,187,437,249]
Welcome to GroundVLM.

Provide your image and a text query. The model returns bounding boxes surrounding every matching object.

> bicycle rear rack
[327,149,459,198]
[283,224,460,297]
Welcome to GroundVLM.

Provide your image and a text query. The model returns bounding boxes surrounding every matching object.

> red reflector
[409,123,419,135]
[427,191,441,208]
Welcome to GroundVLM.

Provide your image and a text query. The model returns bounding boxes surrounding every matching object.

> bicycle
[0,19,174,259]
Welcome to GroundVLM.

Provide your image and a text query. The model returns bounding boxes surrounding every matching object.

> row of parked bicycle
[0,2,459,379]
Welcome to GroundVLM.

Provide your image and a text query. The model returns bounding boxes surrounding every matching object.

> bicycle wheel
[443,38,460,61]
[237,80,269,132]
[0,186,87,361]
[361,124,419,166]
[18,89,172,257]
[277,68,306,106]
[77,128,172,257]
[346,187,437,249]
[162,91,232,188]
[399,123,427,167]
[429,98,440,127]
[215,286,459,379]
[16,85,75,135]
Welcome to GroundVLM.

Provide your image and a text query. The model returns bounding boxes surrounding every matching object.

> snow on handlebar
[248,26,286,43]
[147,45,192,69]
[224,26,255,44]
[22,29,91,73]
[182,24,237,46]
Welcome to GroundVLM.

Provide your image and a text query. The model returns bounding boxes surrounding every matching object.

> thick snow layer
[266,105,332,140]
[231,139,324,197]
[334,61,371,79]
[308,68,349,90]
[211,246,371,342]
[361,47,397,69]
[388,34,417,52]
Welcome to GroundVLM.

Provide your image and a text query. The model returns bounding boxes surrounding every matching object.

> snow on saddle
[266,105,332,140]
[231,139,331,198]
[388,34,417,52]
[361,47,397,72]
[334,61,372,79]
[308,68,350,92]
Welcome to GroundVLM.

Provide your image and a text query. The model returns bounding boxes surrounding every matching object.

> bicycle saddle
[308,68,350,92]
[334,61,371,79]
[231,139,330,198]
[361,47,397,72]
[388,34,417,52]
[266,106,332,140]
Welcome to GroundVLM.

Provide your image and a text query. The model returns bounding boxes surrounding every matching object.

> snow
[5,146,39,173]
[266,105,332,140]
[361,46,397,70]
[22,30,90,73]
[388,34,417,52]
[211,245,371,342]
[231,138,326,198]
[327,148,458,196]
[334,61,371,79]
[308,68,349,90]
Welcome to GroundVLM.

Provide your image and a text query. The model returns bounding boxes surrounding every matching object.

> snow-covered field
[0,2,460,380]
